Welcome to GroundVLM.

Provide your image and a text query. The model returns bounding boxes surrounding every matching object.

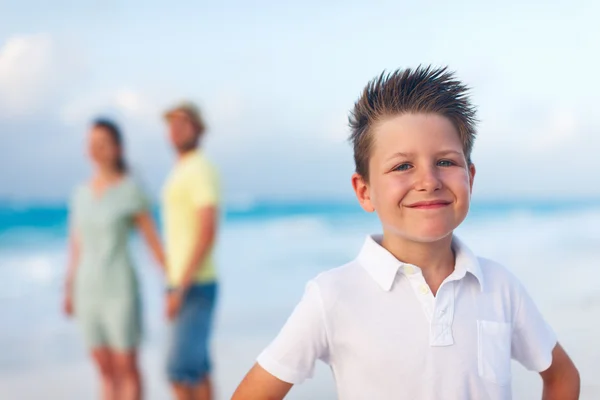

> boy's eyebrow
[386,150,463,160]
[387,152,413,160]
[437,150,464,157]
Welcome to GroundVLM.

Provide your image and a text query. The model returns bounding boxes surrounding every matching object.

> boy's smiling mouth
[405,199,452,209]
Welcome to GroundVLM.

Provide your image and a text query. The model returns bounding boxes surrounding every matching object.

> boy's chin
[400,227,456,244]
[384,221,460,244]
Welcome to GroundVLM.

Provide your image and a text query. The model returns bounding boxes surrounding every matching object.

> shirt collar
[178,148,200,163]
[356,234,485,292]
[451,235,485,291]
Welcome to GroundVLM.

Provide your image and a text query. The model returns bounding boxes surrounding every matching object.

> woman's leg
[91,347,117,400]
[112,349,142,400]
[102,289,143,399]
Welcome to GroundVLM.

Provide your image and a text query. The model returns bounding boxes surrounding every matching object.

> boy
[232,66,580,399]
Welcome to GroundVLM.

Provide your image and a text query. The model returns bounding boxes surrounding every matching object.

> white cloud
[114,89,146,116]
[476,101,587,156]
[0,34,84,118]
[60,87,165,128]
[470,99,599,199]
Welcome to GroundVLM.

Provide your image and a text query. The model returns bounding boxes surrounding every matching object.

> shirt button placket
[431,282,455,346]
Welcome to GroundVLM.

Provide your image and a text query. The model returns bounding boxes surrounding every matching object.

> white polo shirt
[257,235,557,400]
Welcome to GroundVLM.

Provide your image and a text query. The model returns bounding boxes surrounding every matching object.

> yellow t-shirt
[162,149,219,286]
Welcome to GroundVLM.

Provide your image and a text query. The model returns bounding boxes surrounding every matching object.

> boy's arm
[232,363,293,400]
[508,272,580,399]
[540,343,580,400]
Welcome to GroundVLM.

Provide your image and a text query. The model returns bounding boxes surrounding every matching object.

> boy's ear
[468,163,476,193]
[351,173,375,212]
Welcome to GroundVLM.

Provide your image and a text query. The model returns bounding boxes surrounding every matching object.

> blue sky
[0,0,598,203]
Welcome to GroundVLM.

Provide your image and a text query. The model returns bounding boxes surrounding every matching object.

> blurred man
[162,101,220,400]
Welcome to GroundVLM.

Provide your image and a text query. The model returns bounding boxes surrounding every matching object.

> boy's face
[352,113,475,243]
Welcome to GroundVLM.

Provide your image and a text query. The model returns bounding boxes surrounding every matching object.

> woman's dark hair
[92,118,128,173]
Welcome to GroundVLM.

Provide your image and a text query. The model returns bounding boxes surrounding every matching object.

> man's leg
[171,375,212,400]
[167,288,195,400]
[171,384,194,400]
[192,376,213,400]
[192,282,217,400]
[167,283,218,400]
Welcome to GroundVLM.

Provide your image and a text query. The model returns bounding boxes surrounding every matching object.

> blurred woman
[63,118,165,400]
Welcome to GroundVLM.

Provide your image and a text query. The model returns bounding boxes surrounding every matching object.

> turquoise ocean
[1,199,599,398]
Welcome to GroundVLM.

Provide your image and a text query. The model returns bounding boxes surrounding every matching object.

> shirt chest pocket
[477,320,512,386]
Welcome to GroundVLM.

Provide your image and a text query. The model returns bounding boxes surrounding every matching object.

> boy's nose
[415,168,442,192]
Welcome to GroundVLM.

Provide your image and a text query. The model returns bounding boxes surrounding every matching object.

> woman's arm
[63,228,80,316]
[135,211,166,272]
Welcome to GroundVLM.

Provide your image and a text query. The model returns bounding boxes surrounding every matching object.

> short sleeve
[129,179,151,214]
[189,164,219,208]
[511,281,557,372]
[257,281,330,384]
[124,179,151,214]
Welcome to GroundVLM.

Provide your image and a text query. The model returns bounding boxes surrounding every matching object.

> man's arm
[180,205,218,289]
[232,363,293,400]
[540,343,580,400]
[166,205,218,320]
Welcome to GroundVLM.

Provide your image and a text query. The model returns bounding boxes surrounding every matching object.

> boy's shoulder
[313,259,364,285]
[476,256,523,288]
[474,256,535,308]
[308,259,367,299]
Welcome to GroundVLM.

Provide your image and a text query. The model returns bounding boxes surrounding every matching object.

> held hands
[166,272,194,321]
[165,289,185,321]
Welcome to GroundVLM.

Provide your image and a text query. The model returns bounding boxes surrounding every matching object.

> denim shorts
[166,282,218,384]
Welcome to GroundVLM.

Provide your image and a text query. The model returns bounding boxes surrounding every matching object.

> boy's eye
[393,163,412,171]
[437,160,455,167]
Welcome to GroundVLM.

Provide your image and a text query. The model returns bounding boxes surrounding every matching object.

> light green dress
[70,177,149,350]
